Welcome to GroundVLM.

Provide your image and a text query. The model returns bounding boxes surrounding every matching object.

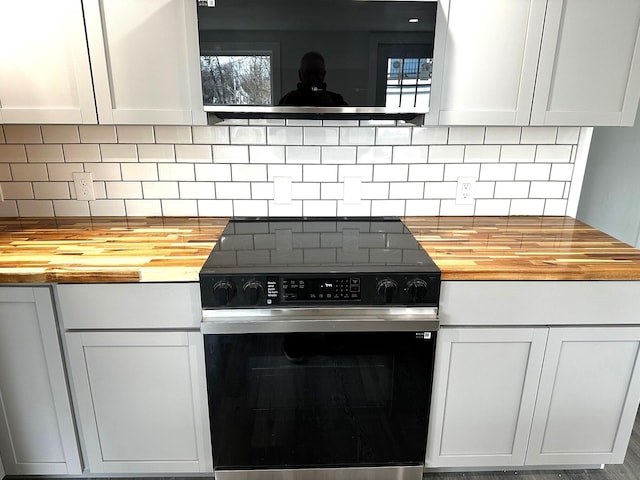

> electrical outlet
[455,177,476,205]
[73,172,95,201]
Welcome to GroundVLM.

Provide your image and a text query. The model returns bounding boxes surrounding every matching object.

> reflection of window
[200,55,272,105]
[385,57,432,109]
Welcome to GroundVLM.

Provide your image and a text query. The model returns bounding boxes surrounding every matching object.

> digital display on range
[283,277,361,302]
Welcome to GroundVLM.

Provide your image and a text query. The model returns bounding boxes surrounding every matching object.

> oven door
[201,307,437,472]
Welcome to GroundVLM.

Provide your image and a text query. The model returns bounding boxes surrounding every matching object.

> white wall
[578,106,640,247]
[0,121,581,218]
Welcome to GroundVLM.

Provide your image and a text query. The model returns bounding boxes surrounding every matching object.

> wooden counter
[0,216,638,283]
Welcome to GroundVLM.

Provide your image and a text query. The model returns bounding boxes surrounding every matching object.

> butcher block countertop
[0,216,638,283]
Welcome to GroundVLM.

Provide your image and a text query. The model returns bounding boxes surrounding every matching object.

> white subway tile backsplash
[500,145,536,163]
[412,127,448,145]
[175,144,212,163]
[535,145,573,163]
[232,164,268,182]
[405,199,440,216]
[212,145,249,163]
[116,126,155,144]
[0,165,10,181]
[529,181,565,199]
[484,127,521,145]
[340,128,375,145]
[521,127,557,145]
[292,182,320,200]
[79,125,117,144]
[195,164,231,182]
[321,146,357,164]
[361,182,389,200]
[474,181,496,198]
[0,145,27,163]
[26,144,64,163]
[320,183,343,200]
[192,126,230,144]
[338,165,373,182]
[371,200,405,216]
[216,182,251,199]
[495,181,530,199]
[178,182,216,199]
[428,145,464,163]
[444,164,480,182]
[424,182,456,199]
[408,164,444,181]
[286,146,321,164]
[267,127,302,145]
[154,126,192,144]
[0,200,18,216]
[158,164,194,181]
[11,164,48,181]
[248,146,285,164]
[251,182,275,199]
[198,200,234,216]
[33,182,70,200]
[221,119,249,126]
[4,125,42,144]
[0,127,4,144]
[268,164,303,182]
[249,119,286,126]
[474,199,511,216]
[286,119,322,127]
[53,200,90,217]
[234,199,268,216]
[389,182,423,199]
[343,177,361,204]
[230,126,267,145]
[92,182,107,200]
[41,126,80,144]
[323,120,359,127]
[268,201,303,216]
[304,127,339,145]
[304,165,338,182]
[393,146,428,163]
[515,163,551,181]
[125,200,162,216]
[63,144,101,163]
[2,182,33,199]
[510,199,545,215]
[373,164,408,182]
[357,146,392,164]
[142,182,179,199]
[17,200,54,217]
[303,200,337,216]
[100,144,137,163]
[375,127,411,145]
[337,200,372,217]
[448,127,484,145]
[550,163,574,181]
[121,163,158,181]
[556,127,580,144]
[138,144,175,163]
[465,145,500,163]
[544,199,568,215]
[440,200,475,216]
[161,199,198,216]
[84,163,121,181]
[480,163,515,181]
[105,182,143,199]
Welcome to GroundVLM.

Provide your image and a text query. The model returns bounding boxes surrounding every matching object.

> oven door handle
[201,306,438,334]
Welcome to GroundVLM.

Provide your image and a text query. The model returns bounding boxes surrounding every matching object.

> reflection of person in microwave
[278,51,348,106]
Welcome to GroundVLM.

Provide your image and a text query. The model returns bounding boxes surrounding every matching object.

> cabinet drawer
[57,283,201,329]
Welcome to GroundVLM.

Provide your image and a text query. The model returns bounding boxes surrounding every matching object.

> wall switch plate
[73,172,95,201]
[274,176,292,204]
[456,177,476,205]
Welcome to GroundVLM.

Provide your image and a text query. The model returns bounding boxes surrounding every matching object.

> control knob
[406,278,429,302]
[376,278,398,303]
[243,280,265,305]
[213,280,236,306]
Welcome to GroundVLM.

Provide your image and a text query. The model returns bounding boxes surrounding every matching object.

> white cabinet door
[83,0,206,125]
[527,327,640,465]
[425,327,548,467]
[65,331,212,473]
[0,0,96,124]
[531,0,640,126]
[437,0,546,125]
[0,287,81,475]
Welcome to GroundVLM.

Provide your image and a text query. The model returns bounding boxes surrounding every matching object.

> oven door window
[204,332,434,469]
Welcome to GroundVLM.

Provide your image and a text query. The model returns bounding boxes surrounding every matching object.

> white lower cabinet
[427,326,640,468]
[0,287,81,475]
[65,331,212,474]
[426,327,548,467]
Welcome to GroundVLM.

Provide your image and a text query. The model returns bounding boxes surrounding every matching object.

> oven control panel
[200,273,440,308]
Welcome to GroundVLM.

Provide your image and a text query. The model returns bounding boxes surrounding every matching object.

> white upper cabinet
[531,0,640,126]
[437,0,546,125]
[0,0,96,124]
[83,0,206,125]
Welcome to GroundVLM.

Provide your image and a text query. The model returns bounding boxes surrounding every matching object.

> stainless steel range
[199,217,441,480]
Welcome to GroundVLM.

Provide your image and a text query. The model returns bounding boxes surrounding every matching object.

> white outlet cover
[455,176,476,205]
